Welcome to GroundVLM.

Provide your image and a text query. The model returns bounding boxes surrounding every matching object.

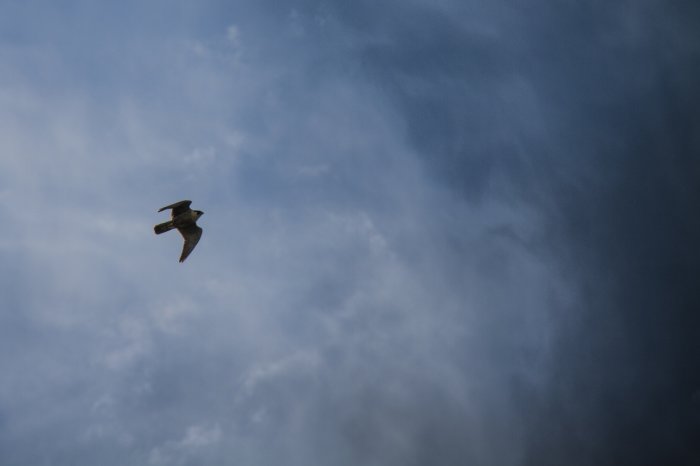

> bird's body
[154,200,204,262]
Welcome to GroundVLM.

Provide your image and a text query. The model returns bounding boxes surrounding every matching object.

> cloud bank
[0,1,698,464]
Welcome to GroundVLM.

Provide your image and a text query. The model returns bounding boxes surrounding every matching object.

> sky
[0,1,698,464]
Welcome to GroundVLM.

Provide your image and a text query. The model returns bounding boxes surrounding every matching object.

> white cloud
[149,296,199,335]
[226,25,241,46]
[149,424,222,465]
[181,424,222,448]
[101,316,152,370]
[241,350,322,397]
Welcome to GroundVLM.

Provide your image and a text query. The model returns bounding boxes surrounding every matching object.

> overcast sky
[0,1,698,465]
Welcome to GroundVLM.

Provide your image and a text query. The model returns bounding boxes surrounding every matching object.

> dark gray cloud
[0,1,697,465]
[258,0,700,463]
[311,1,700,464]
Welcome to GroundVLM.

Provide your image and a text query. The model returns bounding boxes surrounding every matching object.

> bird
[154,200,204,262]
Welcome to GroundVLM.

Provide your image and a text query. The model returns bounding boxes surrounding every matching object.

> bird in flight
[154,200,204,262]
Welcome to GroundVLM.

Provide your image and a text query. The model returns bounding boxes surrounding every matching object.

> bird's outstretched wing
[177,224,202,262]
[158,200,192,216]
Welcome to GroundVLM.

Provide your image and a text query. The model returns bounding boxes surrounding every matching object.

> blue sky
[1,1,698,464]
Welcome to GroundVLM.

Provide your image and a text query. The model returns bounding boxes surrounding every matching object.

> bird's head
[195,210,204,218]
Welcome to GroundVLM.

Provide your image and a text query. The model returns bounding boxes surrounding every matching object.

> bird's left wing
[158,200,192,216]
[177,224,203,262]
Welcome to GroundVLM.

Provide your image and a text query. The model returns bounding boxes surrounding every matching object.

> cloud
[149,424,222,465]
[0,1,697,465]
[226,25,241,47]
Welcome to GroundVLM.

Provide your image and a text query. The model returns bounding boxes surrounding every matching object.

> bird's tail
[154,220,175,235]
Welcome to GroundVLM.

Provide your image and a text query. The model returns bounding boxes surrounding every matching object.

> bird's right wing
[158,200,192,216]
[177,224,202,263]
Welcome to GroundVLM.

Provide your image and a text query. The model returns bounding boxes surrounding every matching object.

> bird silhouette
[154,200,204,262]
